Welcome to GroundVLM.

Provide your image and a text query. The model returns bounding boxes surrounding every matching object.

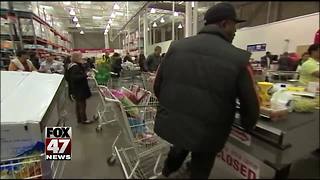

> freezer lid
[1,71,64,124]
[1,71,30,102]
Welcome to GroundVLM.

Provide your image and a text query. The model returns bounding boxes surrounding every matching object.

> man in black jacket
[154,3,260,179]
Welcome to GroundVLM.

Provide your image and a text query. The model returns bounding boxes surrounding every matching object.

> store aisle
[61,93,124,179]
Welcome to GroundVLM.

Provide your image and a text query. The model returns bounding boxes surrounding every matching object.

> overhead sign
[247,43,267,52]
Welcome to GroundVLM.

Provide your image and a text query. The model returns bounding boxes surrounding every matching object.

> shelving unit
[123,30,144,57]
[0,8,71,69]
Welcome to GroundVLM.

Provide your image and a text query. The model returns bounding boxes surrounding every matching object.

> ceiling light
[113,3,120,10]
[63,2,71,5]
[108,19,112,24]
[92,16,103,20]
[80,30,84,34]
[147,27,150,31]
[150,8,156,13]
[111,13,116,18]
[174,12,179,16]
[160,17,165,23]
[76,23,81,27]
[69,9,76,16]
[178,1,183,4]
[72,16,78,22]
[115,12,124,16]
[192,2,195,8]
[152,22,157,27]
[178,23,183,29]
[79,1,91,4]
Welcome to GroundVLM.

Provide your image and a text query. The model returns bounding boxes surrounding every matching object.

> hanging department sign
[216,142,260,179]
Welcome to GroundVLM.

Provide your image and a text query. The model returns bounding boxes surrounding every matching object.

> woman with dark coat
[111,52,122,78]
[67,52,92,124]
[138,53,147,72]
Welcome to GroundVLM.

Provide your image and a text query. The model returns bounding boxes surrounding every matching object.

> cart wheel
[96,126,102,132]
[107,156,116,166]
[93,114,99,121]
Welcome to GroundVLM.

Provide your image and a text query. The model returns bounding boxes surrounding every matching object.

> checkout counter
[215,74,319,179]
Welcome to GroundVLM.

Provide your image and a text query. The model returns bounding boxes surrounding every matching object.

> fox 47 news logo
[45,127,72,160]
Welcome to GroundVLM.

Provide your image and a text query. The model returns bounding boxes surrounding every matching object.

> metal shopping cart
[141,72,156,94]
[106,87,170,179]
[0,154,64,179]
[94,84,152,132]
[118,69,142,89]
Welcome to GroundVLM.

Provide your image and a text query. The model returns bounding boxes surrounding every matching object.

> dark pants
[75,99,87,123]
[163,146,216,179]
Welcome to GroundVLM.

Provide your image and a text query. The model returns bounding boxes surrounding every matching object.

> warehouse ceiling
[5,1,254,34]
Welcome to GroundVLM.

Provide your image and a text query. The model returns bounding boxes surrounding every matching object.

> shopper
[298,44,320,85]
[153,3,260,179]
[138,53,147,72]
[123,52,133,63]
[66,52,92,124]
[8,49,37,72]
[29,51,40,70]
[39,54,64,74]
[110,52,122,78]
[278,52,291,71]
[260,51,273,68]
[146,46,162,72]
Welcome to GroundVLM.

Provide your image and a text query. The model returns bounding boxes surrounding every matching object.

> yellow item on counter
[286,86,306,92]
[257,82,274,107]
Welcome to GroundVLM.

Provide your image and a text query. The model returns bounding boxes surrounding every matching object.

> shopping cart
[94,84,152,132]
[118,69,142,89]
[106,87,170,179]
[141,72,156,94]
[0,153,64,179]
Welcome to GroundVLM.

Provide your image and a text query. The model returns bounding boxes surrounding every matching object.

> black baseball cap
[204,3,246,25]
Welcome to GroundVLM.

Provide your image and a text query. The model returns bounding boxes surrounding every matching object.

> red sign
[45,127,72,160]
[230,127,252,146]
[216,143,260,179]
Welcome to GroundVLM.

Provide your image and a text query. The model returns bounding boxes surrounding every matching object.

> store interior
[0,1,319,179]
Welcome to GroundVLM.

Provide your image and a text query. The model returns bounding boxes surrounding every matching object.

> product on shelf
[20,18,34,36]
[0,17,10,35]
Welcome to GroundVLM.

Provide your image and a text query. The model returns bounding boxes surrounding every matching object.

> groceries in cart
[1,142,45,179]
[110,87,158,145]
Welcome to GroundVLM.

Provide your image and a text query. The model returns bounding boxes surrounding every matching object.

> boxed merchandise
[1,71,65,159]
[260,106,289,121]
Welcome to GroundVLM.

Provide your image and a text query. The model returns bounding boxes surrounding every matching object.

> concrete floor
[61,91,320,179]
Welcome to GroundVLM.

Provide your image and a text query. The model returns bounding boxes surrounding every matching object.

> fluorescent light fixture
[178,1,183,4]
[72,16,78,22]
[174,12,179,16]
[115,12,124,16]
[178,23,183,29]
[150,8,156,13]
[111,12,116,18]
[192,2,195,8]
[152,22,157,27]
[76,23,81,27]
[69,9,76,16]
[63,2,71,5]
[92,16,103,20]
[160,17,165,23]
[80,30,84,34]
[108,19,112,24]
[79,1,91,4]
[113,3,120,10]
